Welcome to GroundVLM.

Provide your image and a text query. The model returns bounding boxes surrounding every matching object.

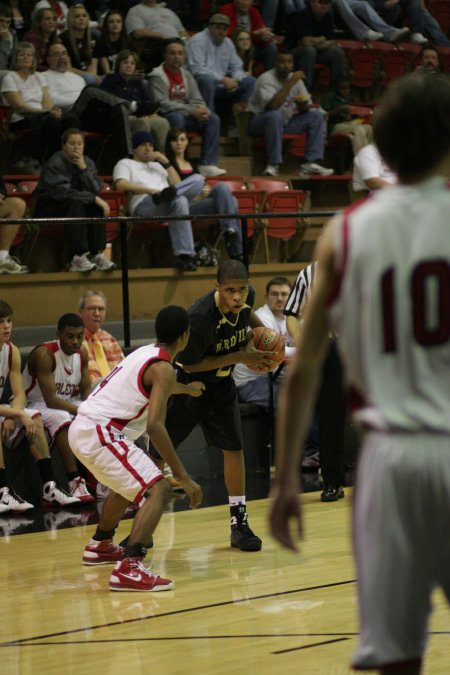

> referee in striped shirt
[284,263,347,502]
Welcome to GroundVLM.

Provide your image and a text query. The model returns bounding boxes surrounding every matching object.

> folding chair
[262,190,308,262]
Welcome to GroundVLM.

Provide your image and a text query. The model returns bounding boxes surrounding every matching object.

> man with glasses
[233,276,295,409]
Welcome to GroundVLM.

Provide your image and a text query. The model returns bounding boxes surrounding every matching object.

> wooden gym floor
[1,479,449,675]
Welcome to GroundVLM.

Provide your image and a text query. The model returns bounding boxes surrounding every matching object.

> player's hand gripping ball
[248,327,285,372]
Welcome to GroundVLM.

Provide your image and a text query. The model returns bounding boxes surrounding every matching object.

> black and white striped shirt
[284,262,318,319]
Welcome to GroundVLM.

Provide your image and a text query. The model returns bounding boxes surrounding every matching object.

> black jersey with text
[177,287,255,383]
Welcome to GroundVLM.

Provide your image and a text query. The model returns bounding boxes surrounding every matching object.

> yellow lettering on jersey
[216,366,231,377]
[223,339,230,350]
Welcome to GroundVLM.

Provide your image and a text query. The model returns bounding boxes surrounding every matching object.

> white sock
[0,251,9,262]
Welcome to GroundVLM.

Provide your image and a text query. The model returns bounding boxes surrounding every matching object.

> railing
[0,209,337,347]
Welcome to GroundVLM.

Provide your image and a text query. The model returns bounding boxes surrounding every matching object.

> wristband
[161,162,172,169]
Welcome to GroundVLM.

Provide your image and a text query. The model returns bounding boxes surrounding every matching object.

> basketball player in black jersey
[151,259,276,550]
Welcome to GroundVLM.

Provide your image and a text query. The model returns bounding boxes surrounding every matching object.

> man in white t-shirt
[247,51,334,177]
[113,130,205,272]
[44,42,133,160]
[352,142,397,193]
[233,276,295,409]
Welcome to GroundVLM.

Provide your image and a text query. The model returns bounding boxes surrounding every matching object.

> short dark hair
[164,38,184,53]
[0,300,13,319]
[62,127,84,145]
[155,306,189,344]
[374,73,450,181]
[57,313,84,332]
[419,42,439,60]
[216,260,248,284]
[114,48,139,72]
[266,276,291,294]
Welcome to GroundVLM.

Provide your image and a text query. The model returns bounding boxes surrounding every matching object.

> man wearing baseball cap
[113,130,204,271]
[185,13,255,114]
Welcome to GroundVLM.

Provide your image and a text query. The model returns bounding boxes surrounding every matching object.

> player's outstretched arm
[145,361,203,509]
[171,380,205,397]
[269,220,340,550]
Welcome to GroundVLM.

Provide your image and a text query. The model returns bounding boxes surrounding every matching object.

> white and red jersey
[23,340,83,405]
[328,176,450,433]
[0,342,13,399]
[76,344,172,440]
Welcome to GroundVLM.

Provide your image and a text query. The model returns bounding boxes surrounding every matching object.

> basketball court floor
[1,473,448,674]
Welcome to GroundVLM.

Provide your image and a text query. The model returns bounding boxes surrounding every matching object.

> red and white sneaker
[109,557,174,592]
[69,477,95,504]
[42,481,81,507]
[83,538,125,566]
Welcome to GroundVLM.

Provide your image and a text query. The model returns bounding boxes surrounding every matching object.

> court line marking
[273,637,351,654]
[1,579,356,647]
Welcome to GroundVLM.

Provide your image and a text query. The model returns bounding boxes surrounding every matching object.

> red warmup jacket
[219,3,269,47]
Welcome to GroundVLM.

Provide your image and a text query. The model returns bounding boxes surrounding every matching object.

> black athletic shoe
[230,513,262,551]
[153,186,177,205]
[320,485,345,502]
[174,254,197,272]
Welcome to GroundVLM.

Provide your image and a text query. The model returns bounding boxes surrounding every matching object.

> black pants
[71,86,132,160]
[317,339,346,486]
[34,197,106,257]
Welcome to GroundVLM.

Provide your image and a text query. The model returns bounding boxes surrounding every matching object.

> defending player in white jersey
[68,305,203,592]
[23,313,94,503]
[269,73,450,675]
[0,301,80,511]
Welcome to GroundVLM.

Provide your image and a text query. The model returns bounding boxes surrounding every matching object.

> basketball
[248,326,285,372]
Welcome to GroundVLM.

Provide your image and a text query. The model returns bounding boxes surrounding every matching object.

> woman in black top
[59,3,98,83]
[165,128,243,261]
[92,9,128,75]
[101,48,169,151]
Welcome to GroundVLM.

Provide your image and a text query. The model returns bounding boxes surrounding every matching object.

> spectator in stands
[352,141,397,194]
[33,127,116,272]
[165,0,202,31]
[32,0,68,34]
[78,290,124,385]
[232,29,254,76]
[113,129,205,271]
[415,42,441,74]
[1,41,71,161]
[332,0,410,42]
[3,0,31,40]
[234,276,295,408]
[148,39,227,177]
[285,0,346,91]
[101,48,170,152]
[125,0,188,69]
[92,9,129,75]
[23,7,58,71]
[247,51,334,176]
[22,312,95,503]
[59,3,98,83]
[220,0,278,72]
[368,0,450,46]
[43,41,134,161]
[165,128,243,260]
[0,300,82,511]
[0,174,28,274]
[321,78,373,155]
[185,13,255,114]
[0,3,15,74]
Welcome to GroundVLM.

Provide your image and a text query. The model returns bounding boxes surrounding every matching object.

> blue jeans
[195,74,255,113]
[162,111,221,165]
[133,174,204,257]
[247,109,326,165]
[371,0,450,46]
[190,183,242,255]
[291,44,347,90]
[332,0,396,39]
